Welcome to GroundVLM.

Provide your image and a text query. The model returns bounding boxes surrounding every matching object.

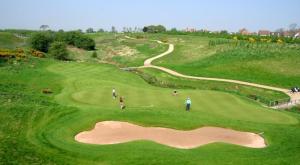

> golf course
[1,29,300,164]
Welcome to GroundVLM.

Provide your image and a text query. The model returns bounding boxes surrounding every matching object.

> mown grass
[147,34,300,88]
[1,58,300,164]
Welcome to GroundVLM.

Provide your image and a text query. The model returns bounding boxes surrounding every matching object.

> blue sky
[0,0,299,32]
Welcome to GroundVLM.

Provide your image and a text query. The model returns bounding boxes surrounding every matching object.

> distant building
[258,30,271,36]
[239,28,250,35]
[283,31,293,37]
[294,32,300,38]
[185,28,197,32]
[271,32,281,37]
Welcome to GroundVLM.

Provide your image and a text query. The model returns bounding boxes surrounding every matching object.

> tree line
[30,30,95,60]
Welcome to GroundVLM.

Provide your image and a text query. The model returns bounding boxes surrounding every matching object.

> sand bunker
[75,121,266,149]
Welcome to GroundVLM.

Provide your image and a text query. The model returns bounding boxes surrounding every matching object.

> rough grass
[0,32,28,49]
[1,58,300,164]
[88,33,168,67]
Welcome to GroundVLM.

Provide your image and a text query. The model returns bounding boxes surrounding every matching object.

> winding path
[124,36,300,106]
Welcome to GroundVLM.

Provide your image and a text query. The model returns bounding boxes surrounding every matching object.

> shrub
[48,42,69,60]
[30,32,53,52]
[143,25,166,33]
[86,28,94,33]
[29,31,96,53]
[91,51,97,58]
[62,31,95,50]
[30,49,45,58]
[74,36,95,50]
[0,48,25,59]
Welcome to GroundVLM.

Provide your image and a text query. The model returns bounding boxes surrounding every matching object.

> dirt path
[75,121,266,149]
[124,36,300,105]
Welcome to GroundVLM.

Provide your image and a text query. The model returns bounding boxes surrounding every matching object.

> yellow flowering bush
[30,49,45,58]
[0,48,25,59]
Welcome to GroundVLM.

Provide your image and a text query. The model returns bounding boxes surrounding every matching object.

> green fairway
[1,58,300,164]
[48,62,296,124]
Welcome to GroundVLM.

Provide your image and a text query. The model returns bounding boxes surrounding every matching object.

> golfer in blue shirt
[185,98,191,111]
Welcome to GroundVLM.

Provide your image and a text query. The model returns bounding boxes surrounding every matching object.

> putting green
[48,62,297,125]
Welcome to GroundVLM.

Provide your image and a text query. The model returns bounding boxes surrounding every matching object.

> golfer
[119,96,125,110]
[185,97,191,111]
[112,88,117,99]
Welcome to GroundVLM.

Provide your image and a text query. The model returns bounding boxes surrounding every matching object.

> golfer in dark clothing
[185,98,191,111]
[119,96,125,110]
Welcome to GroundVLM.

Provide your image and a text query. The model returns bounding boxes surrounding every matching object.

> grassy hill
[70,33,168,67]
[1,32,300,164]
[148,34,300,88]
[0,32,28,49]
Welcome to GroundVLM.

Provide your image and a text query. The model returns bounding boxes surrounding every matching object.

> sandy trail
[124,36,300,105]
[75,121,266,149]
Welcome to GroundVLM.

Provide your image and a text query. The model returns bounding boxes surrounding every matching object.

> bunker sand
[75,121,266,149]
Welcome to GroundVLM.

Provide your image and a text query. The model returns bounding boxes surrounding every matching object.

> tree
[30,32,53,52]
[143,25,166,33]
[289,23,298,31]
[111,26,117,33]
[49,41,69,60]
[143,26,148,32]
[97,28,105,33]
[289,23,298,36]
[40,25,49,31]
[170,28,177,32]
[156,25,166,32]
[86,28,94,33]
[220,30,228,34]
[74,36,95,50]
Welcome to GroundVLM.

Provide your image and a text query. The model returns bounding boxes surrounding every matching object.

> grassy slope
[136,68,289,104]
[77,33,168,67]
[0,32,28,49]
[67,33,289,103]
[1,58,300,164]
[150,34,300,88]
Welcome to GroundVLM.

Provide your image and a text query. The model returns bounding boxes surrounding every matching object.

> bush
[30,49,45,58]
[0,48,25,59]
[29,31,96,53]
[91,51,97,58]
[143,25,166,33]
[48,42,69,60]
[74,36,95,50]
[59,31,95,50]
[30,32,53,52]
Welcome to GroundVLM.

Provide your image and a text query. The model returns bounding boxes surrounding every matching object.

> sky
[0,0,299,32]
